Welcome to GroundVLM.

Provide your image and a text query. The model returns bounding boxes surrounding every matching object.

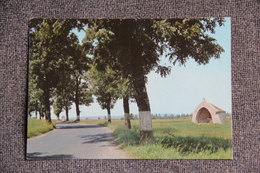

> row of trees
[28,18,225,142]
[118,113,192,120]
[152,113,192,119]
[28,19,93,122]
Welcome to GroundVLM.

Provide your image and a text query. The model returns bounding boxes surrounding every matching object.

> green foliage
[29,19,93,122]
[113,125,140,147]
[152,113,191,119]
[29,19,82,123]
[158,135,231,154]
[88,65,119,111]
[53,69,74,121]
[108,120,231,155]
[85,18,225,81]
[81,118,232,159]
[53,95,63,119]
[67,43,93,110]
[125,145,232,159]
[28,76,45,118]
[29,19,78,90]
[84,19,225,142]
[27,118,56,138]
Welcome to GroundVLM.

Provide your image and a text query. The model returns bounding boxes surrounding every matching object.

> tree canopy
[29,19,91,123]
[28,18,225,143]
[84,18,225,142]
[88,65,120,122]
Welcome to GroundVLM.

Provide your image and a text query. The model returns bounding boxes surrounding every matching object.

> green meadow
[81,117,232,159]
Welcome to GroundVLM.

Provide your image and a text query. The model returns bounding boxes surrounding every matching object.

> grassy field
[27,118,56,138]
[80,117,232,159]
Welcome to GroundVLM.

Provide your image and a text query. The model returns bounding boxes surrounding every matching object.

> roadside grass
[124,145,232,159]
[27,118,56,138]
[80,118,232,159]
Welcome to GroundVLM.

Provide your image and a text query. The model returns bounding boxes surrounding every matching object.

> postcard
[27,18,232,159]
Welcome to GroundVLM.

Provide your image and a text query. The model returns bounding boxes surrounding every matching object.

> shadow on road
[56,123,101,129]
[79,132,117,146]
[27,152,74,160]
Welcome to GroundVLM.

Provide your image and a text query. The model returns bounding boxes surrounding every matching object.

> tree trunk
[43,87,52,124]
[123,97,131,129]
[65,106,69,121]
[75,102,80,121]
[107,108,111,123]
[133,73,153,143]
[75,77,80,121]
[35,110,38,119]
[39,109,44,120]
[56,114,60,121]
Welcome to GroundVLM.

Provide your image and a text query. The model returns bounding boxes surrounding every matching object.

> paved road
[27,122,130,159]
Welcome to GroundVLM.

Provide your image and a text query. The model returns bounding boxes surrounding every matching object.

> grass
[158,135,231,154]
[27,118,56,138]
[80,117,232,159]
[124,145,232,159]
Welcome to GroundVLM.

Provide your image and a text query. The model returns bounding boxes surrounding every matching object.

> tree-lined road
[29,19,225,143]
[27,122,130,159]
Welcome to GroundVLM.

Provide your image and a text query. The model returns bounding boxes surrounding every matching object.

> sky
[50,18,231,120]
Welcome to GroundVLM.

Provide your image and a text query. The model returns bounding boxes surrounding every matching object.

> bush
[113,125,140,147]
[157,135,232,154]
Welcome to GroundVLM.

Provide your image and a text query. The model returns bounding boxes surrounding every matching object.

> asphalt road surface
[27,122,130,160]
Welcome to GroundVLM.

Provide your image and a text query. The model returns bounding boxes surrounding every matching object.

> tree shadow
[26,152,74,160]
[56,124,101,129]
[79,132,117,146]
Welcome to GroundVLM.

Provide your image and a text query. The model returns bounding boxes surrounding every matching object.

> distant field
[81,117,232,159]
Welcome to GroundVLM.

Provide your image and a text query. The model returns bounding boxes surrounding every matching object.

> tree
[73,76,93,121]
[84,24,136,128]
[29,19,87,123]
[50,34,93,122]
[68,42,93,121]
[28,75,45,119]
[84,18,225,142]
[53,69,74,121]
[117,77,135,129]
[29,19,82,123]
[88,65,119,122]
[53,95,63,120]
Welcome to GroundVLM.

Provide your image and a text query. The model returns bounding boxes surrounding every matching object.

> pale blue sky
[51,18,231,119]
